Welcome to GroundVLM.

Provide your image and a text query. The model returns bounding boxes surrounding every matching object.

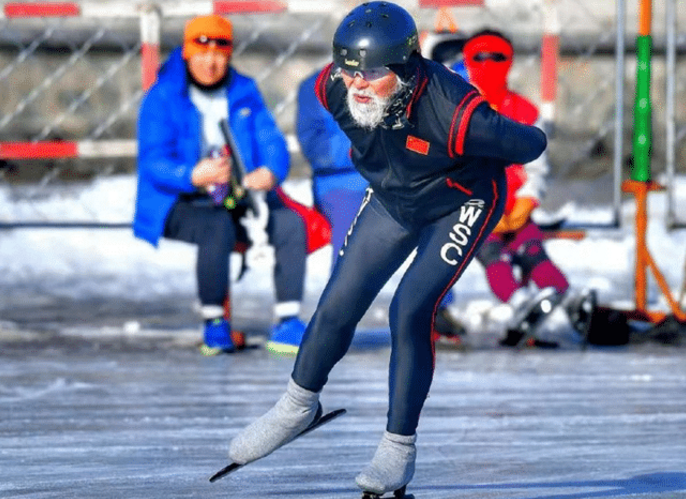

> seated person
[133,14,307,355]
[464,29,591,345]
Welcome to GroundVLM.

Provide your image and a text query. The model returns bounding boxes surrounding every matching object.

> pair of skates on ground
[500,286,598,349]
[210,379,413,498]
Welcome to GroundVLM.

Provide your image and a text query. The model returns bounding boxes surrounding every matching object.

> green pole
[632,34,652,182]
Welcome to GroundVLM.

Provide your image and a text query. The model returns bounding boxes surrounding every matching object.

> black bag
[586,307,631,346]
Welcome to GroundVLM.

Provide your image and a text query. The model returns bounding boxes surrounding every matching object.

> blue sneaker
[200,318,235,356]
[266,317,306,355]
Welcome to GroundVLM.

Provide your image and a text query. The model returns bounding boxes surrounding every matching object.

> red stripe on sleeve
[314,63,334,111]
[454,95,486,156]
[447,90,476,158]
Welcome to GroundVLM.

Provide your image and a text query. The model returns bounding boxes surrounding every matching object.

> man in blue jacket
[133,14,307,356]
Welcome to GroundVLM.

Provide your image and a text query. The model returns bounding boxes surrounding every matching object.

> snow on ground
[1,173,686,339]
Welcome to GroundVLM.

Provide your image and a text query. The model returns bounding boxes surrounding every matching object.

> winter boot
[501,287,560,348]
[199,318,235,356]
[228,377,321,465]
[563,288,597,337]
[499,287,534,346]
[356,431,416,496]
[505,287,535,330]
[266,317,307,355]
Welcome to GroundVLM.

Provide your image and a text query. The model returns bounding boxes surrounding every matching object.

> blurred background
[0,0,685,224]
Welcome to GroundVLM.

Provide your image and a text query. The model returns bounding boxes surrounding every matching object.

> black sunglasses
[472,52,509,63]
[194,35,232,47]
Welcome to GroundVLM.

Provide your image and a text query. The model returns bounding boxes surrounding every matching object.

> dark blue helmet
[333,2,419,72]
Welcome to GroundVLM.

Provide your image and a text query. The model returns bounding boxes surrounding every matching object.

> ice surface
[0,175,685,498]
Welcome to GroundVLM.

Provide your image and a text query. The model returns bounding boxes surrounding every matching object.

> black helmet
[333,2,420,72]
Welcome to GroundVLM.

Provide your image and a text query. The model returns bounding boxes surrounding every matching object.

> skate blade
[209,462,242,482]
[209,408,347,483]
[361,485,410,498]
[299,407,346,437]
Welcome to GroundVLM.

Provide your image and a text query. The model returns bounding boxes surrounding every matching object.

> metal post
[540,0,560,137]
[665,0,677,228]
[613,0,626,227]
[140,2,161,92]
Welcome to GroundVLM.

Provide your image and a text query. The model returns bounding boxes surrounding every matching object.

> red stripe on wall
[0,142,78,159]
[141,43,159,92]
[4,2,80,18]
[213,1,287,14]
[540,34,559,102]
[418,0,484,7]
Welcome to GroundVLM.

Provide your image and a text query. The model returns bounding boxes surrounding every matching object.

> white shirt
[189,85,229,157]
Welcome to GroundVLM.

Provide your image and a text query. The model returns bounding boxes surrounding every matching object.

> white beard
[346,79,401,130]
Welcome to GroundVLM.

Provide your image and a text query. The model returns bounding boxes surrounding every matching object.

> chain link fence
[0,0,684,227]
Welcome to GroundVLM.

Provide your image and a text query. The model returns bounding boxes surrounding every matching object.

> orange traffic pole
[638,0,652,37]
[622,178,686,322]
[622,0,686,324]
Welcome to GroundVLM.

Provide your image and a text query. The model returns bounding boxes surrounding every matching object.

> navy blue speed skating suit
[291,56,547,436]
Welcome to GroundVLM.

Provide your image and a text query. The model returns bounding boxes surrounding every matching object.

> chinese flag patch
[406,135,430,155]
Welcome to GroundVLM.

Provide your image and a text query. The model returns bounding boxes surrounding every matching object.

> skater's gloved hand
[494,197,537,234]
[491,216,509,234]
[508,197,537,231]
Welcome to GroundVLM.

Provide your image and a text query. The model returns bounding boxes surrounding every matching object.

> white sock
[228,378,320,465]
[355,431,416,494]
[200,304,224,320]
[274,301,301,322]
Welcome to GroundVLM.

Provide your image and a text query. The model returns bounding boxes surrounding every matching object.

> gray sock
[355,431,417,494]
[228,377,320,465]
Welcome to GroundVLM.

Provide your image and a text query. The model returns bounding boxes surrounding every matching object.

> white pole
[613,0,626,228]
[665,0,677,228]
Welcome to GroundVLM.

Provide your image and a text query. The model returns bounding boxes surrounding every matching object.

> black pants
[163,192,306,308]
[292,176,504,435]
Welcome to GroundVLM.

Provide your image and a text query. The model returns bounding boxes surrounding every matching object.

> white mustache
[351,89,375,99]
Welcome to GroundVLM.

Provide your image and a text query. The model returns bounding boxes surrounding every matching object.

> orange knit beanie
[182,14,233,60]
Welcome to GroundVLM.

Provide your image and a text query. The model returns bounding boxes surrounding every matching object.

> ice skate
[228,378,321,465]
[501,287,562,348]
[564,288,597,342]
[356,431,416,498]
[210,401,345,482]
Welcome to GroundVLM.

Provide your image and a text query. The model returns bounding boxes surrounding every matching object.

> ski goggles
[340,67,391,81]
[471,51,509,63]
[193,35,232,48]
